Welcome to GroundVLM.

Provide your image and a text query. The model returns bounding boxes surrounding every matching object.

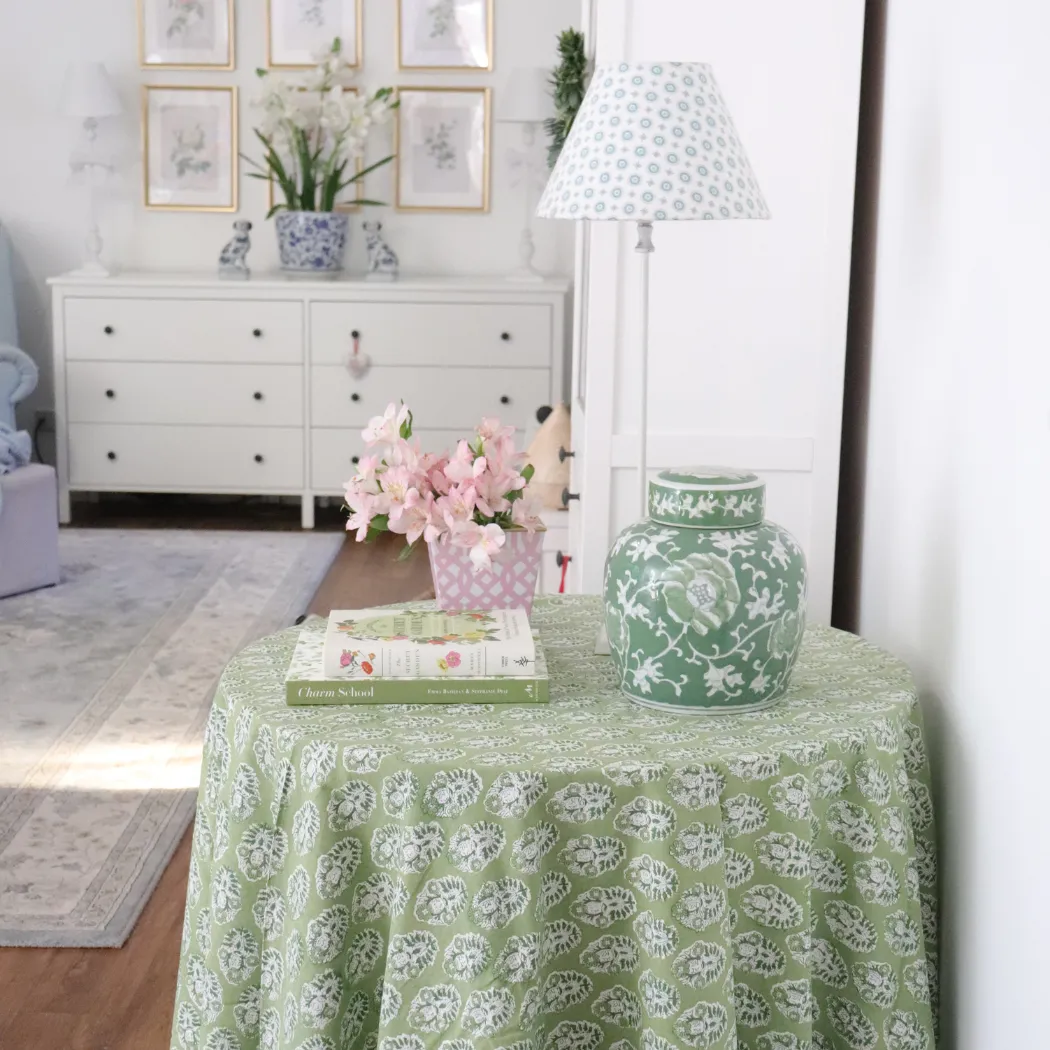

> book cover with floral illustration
[287,622,548,706]
[322,607,536,679]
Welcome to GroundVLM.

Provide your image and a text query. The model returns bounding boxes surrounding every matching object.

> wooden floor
[0,517,434,1050]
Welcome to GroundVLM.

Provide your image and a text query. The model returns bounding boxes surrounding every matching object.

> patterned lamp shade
[537,62,769,222]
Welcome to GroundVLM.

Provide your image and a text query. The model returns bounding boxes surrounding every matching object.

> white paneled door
[565,0,865,624]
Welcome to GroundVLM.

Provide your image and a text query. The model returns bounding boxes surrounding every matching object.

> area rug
[0,528,342,947]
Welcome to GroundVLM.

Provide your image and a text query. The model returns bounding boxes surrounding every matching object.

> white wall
[0,0,577,426]
[857,1,1050,1046]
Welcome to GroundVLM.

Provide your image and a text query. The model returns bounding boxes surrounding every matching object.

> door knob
[562,489,580,506]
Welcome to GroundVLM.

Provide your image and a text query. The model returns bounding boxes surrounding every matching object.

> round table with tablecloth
[171,595,938,1050]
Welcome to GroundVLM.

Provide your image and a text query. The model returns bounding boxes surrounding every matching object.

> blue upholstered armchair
[0,224,38,430]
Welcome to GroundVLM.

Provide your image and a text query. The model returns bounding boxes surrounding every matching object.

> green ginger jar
[604,467,807,713]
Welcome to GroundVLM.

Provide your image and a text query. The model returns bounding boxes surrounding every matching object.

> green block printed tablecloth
[172,596,938,1050]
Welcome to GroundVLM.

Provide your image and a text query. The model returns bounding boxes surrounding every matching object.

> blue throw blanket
[0,421,32,517]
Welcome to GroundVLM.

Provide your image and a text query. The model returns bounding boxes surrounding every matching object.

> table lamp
[537,61,771,667]
[537,61,769,512]
[60,61,123,277]
[498,67,555,282]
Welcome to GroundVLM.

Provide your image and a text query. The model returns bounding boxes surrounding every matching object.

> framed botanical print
[267,0,362,69]
[143,86,238,212]
[395,87,490,212]
[397,0,493,71]
[266,89,365,214]
[138,0,235,69]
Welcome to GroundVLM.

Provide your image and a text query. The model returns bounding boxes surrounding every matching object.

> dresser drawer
[65,298,303,363]
[311,366,551,431]
[68,424,304,491]
[311,427,467,492]
[311,302,552,368]
[67,363,303,427]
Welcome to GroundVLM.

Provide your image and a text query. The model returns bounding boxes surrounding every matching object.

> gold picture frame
[396,0,494,72]
[266,89,365,214]
[395,86,491,213]
[143,85,239,213]
[266,0,363,69]
[137,0,236,70]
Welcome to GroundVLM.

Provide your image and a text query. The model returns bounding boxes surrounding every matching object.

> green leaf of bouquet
[399,406,414,440]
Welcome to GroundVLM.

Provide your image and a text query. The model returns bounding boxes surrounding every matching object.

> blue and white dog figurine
[363,221,399,281]
[218,220,253,279]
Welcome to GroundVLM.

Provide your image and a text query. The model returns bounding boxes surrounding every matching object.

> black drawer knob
[107,451,117,461]
[562,488,580,507]
[500,395,510,405]
[556,551,572,568]
[351,329,361,339]
[351,455,360,465]
[253,391,264,401]
[105,389,115,399]
[559,446,575,462]
[252,328,263,338]
[536,405,553,424]
[254,454,264,464]
[351,392,361,402]
[501,332,511,341]
[103,325,114,335]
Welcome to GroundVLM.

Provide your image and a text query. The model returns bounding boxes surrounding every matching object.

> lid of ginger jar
[648,467,766,529]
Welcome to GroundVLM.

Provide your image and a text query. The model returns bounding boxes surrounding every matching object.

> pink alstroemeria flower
[463,522,506,572]
[389,489,435,545]
[446,451,489,489]
[345,490,380,541]
[427,456,452,496]
[436,483,479,528]
[361,403,410,449]
[475,468,524,516]
[348,454,383,496]
[477,417,515,446]
[381,465,419,524]
[511,490,545,532]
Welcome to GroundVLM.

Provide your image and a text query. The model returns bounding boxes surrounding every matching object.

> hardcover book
[286,625,549,706]
[321,607,536,679]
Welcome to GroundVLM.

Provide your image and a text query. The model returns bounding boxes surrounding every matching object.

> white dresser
[49,273,571,544]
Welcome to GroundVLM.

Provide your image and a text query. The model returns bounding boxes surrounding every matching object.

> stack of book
[285,607,549,706]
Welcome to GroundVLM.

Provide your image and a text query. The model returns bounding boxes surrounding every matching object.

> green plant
[243,38,399,217]
[544,28,589,170]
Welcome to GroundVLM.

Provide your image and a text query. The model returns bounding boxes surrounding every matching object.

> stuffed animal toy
[525,402,572,511]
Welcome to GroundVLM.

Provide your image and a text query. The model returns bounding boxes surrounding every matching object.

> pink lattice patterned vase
[428,529,545,614]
